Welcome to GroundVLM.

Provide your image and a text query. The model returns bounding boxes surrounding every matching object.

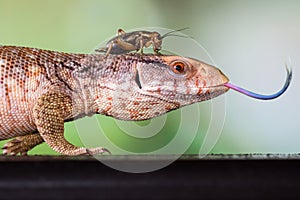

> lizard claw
[2,138,27,156]
[86,147,111,155]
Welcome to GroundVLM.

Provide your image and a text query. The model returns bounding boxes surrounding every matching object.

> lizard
[0,46,292,155]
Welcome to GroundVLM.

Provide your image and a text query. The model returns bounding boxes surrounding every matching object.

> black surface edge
[0,155,299,200]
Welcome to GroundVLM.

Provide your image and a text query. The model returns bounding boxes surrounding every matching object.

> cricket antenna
[161,28,190,39]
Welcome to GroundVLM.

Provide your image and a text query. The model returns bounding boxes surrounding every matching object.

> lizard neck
[72,54,142,118]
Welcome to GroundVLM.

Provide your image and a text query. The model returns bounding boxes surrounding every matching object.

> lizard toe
[86,147,111,155]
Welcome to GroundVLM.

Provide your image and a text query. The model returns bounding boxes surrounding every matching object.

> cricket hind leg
[2,133,44,155]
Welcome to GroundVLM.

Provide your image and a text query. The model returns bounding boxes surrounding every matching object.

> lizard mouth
[223,66,292,100]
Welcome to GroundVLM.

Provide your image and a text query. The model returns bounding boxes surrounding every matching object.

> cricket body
[96,28,188,55]
[0,46,229,155]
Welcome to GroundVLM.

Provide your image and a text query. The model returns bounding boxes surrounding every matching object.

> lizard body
[0,46,228,155]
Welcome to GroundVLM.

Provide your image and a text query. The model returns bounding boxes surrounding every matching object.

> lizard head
[90,54,229,121]
[135,55,229,107]
[92,54,291,121]
[136,55,292,107]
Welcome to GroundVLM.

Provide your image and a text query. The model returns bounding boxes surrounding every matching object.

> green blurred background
[0,0,298,155]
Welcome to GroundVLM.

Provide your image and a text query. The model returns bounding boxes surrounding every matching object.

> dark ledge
[0,154,300,200]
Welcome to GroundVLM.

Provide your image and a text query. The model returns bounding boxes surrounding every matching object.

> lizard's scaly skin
[0,46,229,155]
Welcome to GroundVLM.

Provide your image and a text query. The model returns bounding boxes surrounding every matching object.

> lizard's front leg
[33,92,109,155]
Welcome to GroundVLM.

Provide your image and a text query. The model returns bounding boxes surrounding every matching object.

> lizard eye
[170,61,188,75]
[173,63,185,73]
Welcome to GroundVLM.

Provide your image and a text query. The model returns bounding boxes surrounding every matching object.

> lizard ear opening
[135,69,142,89]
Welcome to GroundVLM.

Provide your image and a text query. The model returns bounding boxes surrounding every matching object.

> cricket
[95,28,189,55]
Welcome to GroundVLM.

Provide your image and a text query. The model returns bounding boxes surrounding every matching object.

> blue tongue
[224,66,292,100]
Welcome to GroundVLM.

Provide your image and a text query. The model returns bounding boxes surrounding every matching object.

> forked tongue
[223,66,292,100]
